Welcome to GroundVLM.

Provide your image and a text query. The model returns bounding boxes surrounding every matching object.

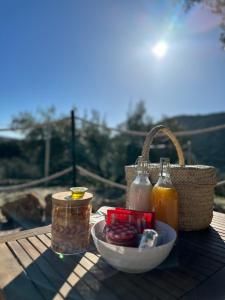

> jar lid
[52,191,93,207]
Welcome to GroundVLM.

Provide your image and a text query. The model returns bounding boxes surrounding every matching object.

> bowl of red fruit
[91,219,176,273]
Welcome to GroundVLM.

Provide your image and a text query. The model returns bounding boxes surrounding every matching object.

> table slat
[0,243,44,300]
[181,265,225,300]
[7,240,59,300]
[0,225,51,243]
[18,238,80,300]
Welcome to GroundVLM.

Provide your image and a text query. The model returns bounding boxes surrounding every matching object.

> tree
[78,110,112,180]
[184,0,225,49]
[10,107,71,179]
[111,101,153,183]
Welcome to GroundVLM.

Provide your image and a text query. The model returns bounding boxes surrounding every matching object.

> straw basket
[125,125,217,231]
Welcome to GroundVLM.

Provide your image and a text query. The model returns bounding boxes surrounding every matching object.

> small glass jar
[51,191,93,255]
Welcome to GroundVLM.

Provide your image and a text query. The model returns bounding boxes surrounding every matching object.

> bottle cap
[135,156,149,174]
[160,157,170,176]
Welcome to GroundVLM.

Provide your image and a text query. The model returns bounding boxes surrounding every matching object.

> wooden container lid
[52,191,93,207]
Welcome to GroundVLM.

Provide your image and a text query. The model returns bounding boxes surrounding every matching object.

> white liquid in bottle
[128,157,152,212]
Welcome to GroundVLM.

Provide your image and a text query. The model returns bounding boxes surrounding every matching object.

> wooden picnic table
[1,211,225,300]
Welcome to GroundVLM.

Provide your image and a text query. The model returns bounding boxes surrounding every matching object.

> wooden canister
[51,191,93,254]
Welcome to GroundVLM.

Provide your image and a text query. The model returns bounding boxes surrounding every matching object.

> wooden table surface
[1,211,225,300]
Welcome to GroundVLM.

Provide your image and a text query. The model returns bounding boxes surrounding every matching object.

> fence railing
[0,165,126,192]
[0,163,224,193]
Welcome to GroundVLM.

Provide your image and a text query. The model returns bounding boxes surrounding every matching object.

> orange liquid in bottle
[152,186,178,231]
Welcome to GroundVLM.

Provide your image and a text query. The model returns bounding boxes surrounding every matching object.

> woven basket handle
[141,125,185,167]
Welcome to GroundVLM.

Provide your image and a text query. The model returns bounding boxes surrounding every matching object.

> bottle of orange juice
[152,158,178,231]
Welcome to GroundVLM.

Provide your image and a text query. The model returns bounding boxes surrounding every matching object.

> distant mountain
[172,112,225,130]
[165,112,225,176]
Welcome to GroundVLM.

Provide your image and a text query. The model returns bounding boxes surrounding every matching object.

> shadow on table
[177,226,225,299]
[3,226,225,300]
[3,247,101,300]
[3,245,174,300]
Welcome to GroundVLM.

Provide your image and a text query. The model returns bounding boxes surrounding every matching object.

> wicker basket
[125,125,217,231]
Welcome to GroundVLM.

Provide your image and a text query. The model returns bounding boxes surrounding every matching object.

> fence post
[44,123,51,183]
[71,110,76,186]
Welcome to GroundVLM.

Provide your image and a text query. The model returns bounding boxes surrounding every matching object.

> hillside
[172,112,225,130]
[166,112,225,176]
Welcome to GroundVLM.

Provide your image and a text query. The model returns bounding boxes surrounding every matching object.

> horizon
[0,0,225,135]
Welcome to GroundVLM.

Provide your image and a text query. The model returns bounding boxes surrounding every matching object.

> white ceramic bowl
[91,220,176,273]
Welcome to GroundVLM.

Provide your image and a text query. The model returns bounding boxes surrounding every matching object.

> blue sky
[0,0,224,132]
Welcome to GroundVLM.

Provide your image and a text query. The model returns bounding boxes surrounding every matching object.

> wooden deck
[1,211,225,300]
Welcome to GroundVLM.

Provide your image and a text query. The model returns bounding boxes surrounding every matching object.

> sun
[152,41,168,58]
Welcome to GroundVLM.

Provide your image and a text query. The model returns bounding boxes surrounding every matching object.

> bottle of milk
[128,156,152,212]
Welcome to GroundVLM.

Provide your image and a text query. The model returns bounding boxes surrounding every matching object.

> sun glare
[152,41,168,58]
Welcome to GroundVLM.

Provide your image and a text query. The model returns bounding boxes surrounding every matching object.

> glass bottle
[128,156,153,211]
[152,158,178,231]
